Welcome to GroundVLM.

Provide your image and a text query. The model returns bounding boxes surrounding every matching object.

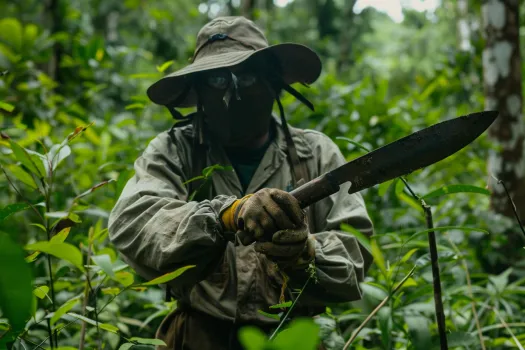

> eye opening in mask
[205,69,258,90]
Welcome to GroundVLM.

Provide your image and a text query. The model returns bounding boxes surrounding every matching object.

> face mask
[198,69,275,148]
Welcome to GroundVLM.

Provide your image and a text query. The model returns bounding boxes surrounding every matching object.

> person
[108,16,374,350]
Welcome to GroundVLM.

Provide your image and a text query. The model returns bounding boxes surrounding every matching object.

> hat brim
[146,43,322,107]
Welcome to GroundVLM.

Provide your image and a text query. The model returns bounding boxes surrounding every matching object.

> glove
[220,188,304,245]
[255,231,316,270]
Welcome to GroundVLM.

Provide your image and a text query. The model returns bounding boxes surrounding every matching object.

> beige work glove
[255,231,316,270]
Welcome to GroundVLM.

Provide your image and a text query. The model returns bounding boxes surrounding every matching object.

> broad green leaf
[0,18,23,51]
[257,310,281,320]
[142,265,195,286]
[118,344,134,350]
[114,271,134,287]
[129,337,167,346]
[378,179,394,197]
[25,251,39,263]
[92,254,115,278]
[48,144,71,171]
[422,184,490,200]
[24,241,84,272]
[0,101,14,112]
[156,60,175,72]
[0,203,30,222]
[406,315,431,350]
[398,192,423,212]
[340,223,371,253]
[238,326,268,350]
[50,298,79,325]
[8,140,43,177]
[269,301,292,309]
[272,318,320,349]
[67,312,119,333]
[50,227,71,244]
[102,287,120,295]
[0,233,33,334]
[33,285,49,299]
[30,223,47,232]
[446,331,478,348]
[7,165,37,189]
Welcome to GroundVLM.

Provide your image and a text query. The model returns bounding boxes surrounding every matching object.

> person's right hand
[220,188,305,245]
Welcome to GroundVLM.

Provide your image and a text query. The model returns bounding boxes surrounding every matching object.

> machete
[290,110,498,208]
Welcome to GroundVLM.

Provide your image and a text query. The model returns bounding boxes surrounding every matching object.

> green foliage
[1,1,525,349]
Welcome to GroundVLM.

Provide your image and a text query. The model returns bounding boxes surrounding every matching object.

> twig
[422,202,448,349]
[492,175,525,240]
[269,274,312,340]
[491,307,525,350]
[401,179,448,350]
[445,235,486,350]
[343,266,416,350]
[35,319,78,350]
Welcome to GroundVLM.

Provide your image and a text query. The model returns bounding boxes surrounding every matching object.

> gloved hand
[255,232,316,270]
[220,188,305,245]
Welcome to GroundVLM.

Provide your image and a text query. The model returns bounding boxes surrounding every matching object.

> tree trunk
[482,0,524,221]
[242,0,256,19]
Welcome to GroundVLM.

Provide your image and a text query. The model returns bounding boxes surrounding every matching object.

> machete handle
[290,172,341,209]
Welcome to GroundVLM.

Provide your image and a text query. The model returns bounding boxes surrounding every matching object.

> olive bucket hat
[146,16,322,109]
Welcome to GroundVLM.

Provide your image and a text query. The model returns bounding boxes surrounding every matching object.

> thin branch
[35,319,79,350]
[445,234,486,350]
[492,175,525,240]
[401,179,448,350]
[491,307,525,350]
[343,266,416,350]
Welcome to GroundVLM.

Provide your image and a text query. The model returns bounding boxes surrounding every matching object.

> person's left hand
[254,224,316,269]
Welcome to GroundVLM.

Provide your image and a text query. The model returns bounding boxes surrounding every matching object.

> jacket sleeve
[286,132,374,304]
[108,134,235,293]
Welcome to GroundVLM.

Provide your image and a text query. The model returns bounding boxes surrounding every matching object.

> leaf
[67,312,119,333]
[51,227,71,244]
[142,265,195,286]
[422,184,490,200]
[445,331,478,348]
[269,301,292,309]
[7,165,37,189]
[24,241,84,272]
[50,298,79,325]
[336,136,371,153]
[156,60,175,73]
[114,271,134,287]
[66,122,94,142]
[272,318,320,350]
[0,233,33,334]
[371,239,387,279]
[92,254,115,278]
[118,344,134,350]
[378,306,393,348]
[0,203,30,222]
[125,103,145,110]
[257,310,281,320]
[129,337,167,346]
[378,179,394,197]
[0,18,23,51]
[398,192,423,212]
[48,144,71,171]
[400,248,419,264]
[74,180,115,201]
[238,326,268,350]
[340,223,371,253]
[405,226,489,245]
[9,140,44,177]
[0,101,14,112]
[25,251,40,263]
[406,315,431,350]
[182,175,205,185]
[33,285,49,299]
[101,287,120,295]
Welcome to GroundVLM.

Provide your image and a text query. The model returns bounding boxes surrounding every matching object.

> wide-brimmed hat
[146,16,322,108]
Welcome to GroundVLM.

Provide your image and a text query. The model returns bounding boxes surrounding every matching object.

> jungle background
[1,0,525,349]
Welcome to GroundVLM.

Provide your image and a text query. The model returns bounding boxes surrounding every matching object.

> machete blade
[329,110,498,195]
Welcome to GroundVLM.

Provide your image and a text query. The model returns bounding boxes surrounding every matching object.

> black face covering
[199,70,276,148]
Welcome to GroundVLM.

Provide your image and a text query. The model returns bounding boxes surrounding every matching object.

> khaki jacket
[108,117,374,325]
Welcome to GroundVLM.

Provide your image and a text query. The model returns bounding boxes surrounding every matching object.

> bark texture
[482,0,524,220]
